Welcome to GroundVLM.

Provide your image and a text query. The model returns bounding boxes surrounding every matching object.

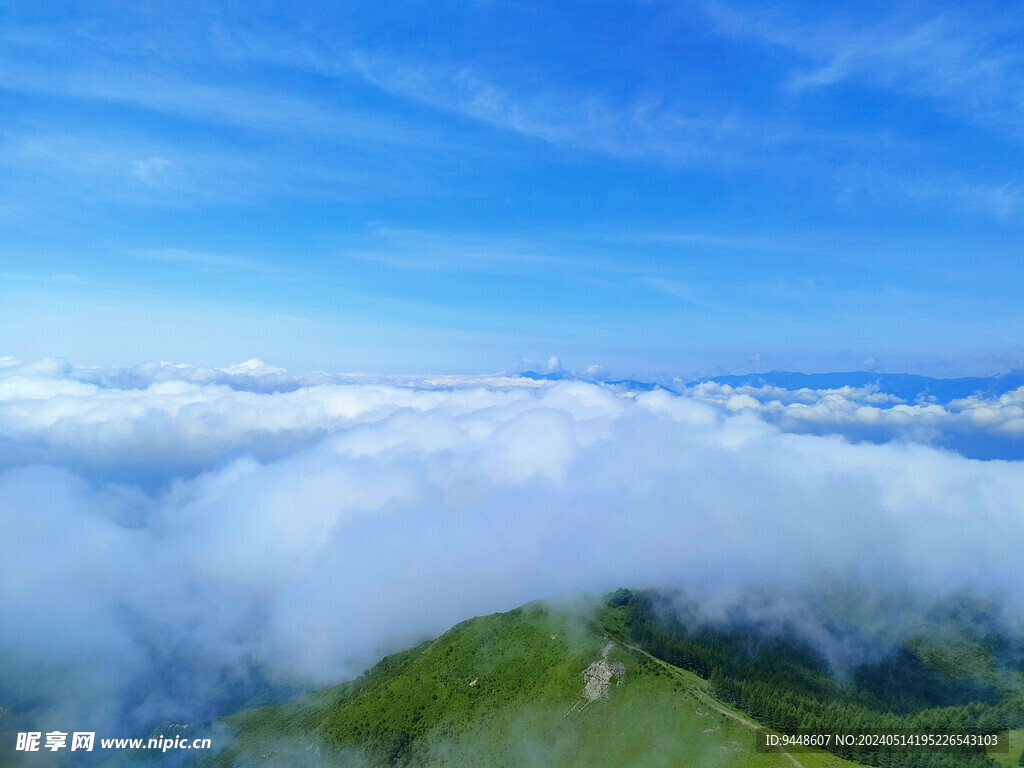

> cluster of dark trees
[607,589,1024,768]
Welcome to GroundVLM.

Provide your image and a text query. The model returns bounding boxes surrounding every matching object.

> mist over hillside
[2,357,1023,764]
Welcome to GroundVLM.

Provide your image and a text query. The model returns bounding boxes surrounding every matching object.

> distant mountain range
[518,370,661,392]
[521,369,1024,403]
[692,371,1024,403]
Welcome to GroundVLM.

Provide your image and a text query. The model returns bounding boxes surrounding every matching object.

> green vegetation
[609,589,1024,768]
[206,590,1023,768]
[209,597,859,767]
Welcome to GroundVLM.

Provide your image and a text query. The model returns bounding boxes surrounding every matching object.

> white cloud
[684,380,1024,441]
[1,358,1023,741]
[131,155,171,184]
[707,3,1024,139]
[348,51,767,165]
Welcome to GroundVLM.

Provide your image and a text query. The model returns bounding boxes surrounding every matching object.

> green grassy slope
[210,599,863,768]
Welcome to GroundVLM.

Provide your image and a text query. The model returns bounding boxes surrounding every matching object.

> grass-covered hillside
[209,597,865,768]
[203,590,1024,768]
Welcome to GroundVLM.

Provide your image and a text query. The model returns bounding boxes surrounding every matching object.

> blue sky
[2,0,1023,377]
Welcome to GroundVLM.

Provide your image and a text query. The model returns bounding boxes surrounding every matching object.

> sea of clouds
[2,356,1023,758]
[686,380,1024,458]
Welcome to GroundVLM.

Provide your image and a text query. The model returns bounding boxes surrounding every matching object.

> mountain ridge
[196,591,1024,768]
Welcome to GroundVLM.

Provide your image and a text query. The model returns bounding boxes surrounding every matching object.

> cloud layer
[2,358,1023,756]
[682,379,1024,458]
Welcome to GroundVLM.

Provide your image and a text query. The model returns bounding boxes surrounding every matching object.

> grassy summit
[210,597,865,768]
[201,589,1024,767]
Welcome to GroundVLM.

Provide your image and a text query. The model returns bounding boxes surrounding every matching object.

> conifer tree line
[607,590,1024,768]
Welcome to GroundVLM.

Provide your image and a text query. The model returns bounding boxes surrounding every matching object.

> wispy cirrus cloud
[135,248,288,276]
[130,156,172,184]
[3,6,1019,220]
[0,123,426,213]
[831,161,1024,220]
[344,45,1024,219]
[339,225,581,273]
[348,50,766,165]
[706,2,1024,138]
[640,277,734,312]
[0,54,434,145]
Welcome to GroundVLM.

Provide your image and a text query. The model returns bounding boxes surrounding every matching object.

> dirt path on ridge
[617,640,805,768]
